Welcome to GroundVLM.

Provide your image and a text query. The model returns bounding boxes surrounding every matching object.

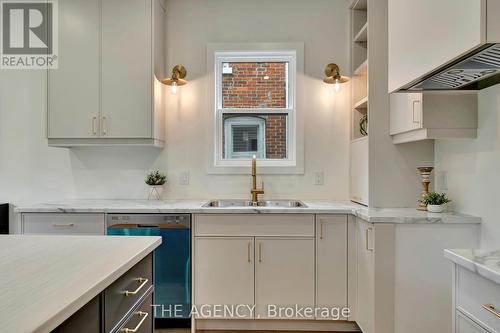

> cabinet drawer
[117,290,153,333]
[457,267,500,332]
[456,310,488,333]
[194,214,315,237]
[22,213,105,235]
[105,254,153,333]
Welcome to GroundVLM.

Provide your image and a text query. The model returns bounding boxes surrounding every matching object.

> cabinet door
[194,237,254,319]
[255,238,315,319]
[316,215,348,320]
[101,0,152,138]
[388,0,484,92]
[350,138,369,205]
[389,93,422,135]
[48,0,100,138]
[356,219,375,333]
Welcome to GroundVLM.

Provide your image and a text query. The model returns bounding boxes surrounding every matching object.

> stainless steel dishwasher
[107,214,191,328]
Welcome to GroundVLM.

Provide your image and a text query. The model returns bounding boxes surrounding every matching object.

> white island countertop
[13,199,481,224]
[0,235,161,333]
[445,249,500,285]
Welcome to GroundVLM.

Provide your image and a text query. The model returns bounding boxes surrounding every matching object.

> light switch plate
[314,172,324,185]
[179,170,189,185]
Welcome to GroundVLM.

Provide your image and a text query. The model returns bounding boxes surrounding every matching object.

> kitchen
[0,0,499,333]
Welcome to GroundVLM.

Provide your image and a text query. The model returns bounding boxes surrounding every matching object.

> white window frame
[207,43,304,175]
[224,116,266,159]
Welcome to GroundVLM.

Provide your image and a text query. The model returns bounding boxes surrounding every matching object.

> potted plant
[420,192,451,213]
[145,170,167,200]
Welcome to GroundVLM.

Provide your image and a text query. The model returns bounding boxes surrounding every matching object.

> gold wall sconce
[323,63,349,92]
[161,65,188,95]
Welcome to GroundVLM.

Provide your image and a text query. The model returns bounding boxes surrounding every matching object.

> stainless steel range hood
[403,43,500,91]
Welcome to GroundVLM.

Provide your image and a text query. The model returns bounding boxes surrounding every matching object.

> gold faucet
[251,155,264,204]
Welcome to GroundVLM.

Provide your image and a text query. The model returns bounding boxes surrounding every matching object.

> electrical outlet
[314,172,324,185]
[179,171,189,185]
[440,172,448,191]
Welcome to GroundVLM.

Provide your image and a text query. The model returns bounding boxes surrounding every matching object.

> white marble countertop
[0,235,161,333]
[445,249,500,285]
[13,199,481,224]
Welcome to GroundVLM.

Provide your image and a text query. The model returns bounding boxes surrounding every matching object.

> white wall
[0,0,351,203]
[163,0,351,200]
[434,84,500,248]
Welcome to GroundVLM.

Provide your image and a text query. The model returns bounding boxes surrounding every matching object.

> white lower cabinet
[193,214,344,321]
[316,215,348,320]
[356,219,375,333]
[194,237,255,319]
[453,265,500,333]
[22,213,105,235]
[255,238,315,319]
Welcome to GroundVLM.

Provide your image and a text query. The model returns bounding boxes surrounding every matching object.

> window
[214,50,296,169]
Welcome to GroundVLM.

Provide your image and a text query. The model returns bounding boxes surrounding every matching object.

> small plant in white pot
[145,170,167,200]
[420,192,451,213]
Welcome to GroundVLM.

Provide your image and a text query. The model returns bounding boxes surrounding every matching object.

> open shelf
[354,96,368,110]
[354,59,368,76]
[350,0,367,10]
[354,22,368,43]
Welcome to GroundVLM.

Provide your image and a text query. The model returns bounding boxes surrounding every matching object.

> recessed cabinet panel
[350,138,369,205]
[194,237,255,319]
[48,0,100,138]
[255,238,315,319]
[356,219,375,333]
[316,215,348,319]
[101,0,152,138]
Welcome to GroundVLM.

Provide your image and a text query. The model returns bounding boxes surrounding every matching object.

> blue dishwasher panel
[108,226,191,318]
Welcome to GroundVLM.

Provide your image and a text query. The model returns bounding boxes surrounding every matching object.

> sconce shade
[323,63,349,84]
[161,65,188,86]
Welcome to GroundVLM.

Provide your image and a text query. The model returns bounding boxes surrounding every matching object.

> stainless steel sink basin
[202,200,307,208]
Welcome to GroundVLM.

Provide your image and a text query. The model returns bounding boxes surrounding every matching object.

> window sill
[207,162,304,175]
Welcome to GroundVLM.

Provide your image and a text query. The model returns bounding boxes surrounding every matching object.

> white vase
[148,185,164,200]
[427,204,445,213]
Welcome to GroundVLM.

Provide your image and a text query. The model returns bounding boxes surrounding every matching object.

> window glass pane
[221,62,288,108]
[223,114,288,160]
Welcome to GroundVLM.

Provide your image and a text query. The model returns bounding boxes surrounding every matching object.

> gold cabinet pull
[258,242,263,262]
[101,116,107,135]
[121,311,148,332]
[482,304,500,318]
[123,277,148,296]
[366,227,374,252]
[91,116,97,135]
[52,223,74,228]
[247,242,252,263]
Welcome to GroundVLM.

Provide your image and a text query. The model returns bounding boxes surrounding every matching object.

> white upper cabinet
[388,0,500,92]
[47,0,100,139]
[101,0,152,138]
[48,0,166,147]
[390,92,477,144]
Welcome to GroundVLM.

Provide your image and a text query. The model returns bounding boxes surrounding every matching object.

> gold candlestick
[417,166,434,211]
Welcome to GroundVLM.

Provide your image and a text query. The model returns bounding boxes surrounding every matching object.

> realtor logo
[1,0,58,69]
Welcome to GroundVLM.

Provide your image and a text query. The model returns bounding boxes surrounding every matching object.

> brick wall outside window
[222,62,287,159]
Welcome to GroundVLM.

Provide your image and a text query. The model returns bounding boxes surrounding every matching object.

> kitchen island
[0,235,161,333]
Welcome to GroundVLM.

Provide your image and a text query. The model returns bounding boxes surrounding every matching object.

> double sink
[203,200,307,208]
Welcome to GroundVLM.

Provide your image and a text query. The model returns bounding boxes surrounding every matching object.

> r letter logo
[1,0,58,69]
